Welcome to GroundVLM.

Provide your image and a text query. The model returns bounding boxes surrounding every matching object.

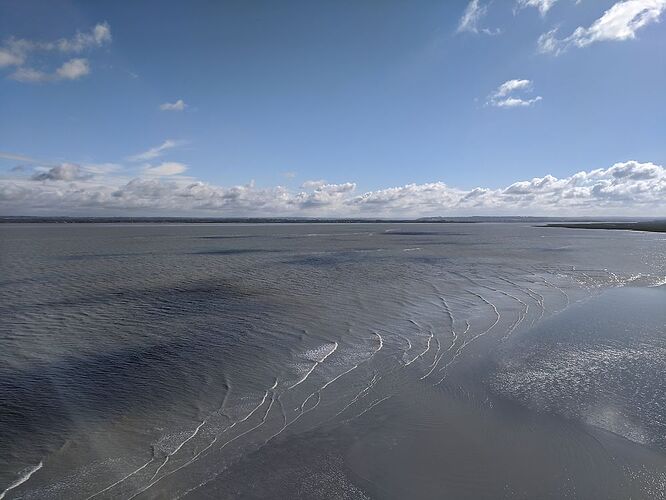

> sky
[1,0,665,217]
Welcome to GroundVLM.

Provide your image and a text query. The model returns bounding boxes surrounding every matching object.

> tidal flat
[1,222,665,499]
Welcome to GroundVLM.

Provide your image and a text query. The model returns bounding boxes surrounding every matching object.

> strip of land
[0,216,650,224]
[545,221,666,233]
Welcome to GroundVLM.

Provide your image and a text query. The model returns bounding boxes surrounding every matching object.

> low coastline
[545,221,666,233]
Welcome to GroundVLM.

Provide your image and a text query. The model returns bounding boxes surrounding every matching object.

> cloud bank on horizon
[1,1,665,216]
[2,155,665,216]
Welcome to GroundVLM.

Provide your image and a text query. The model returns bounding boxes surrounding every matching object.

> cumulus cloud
[487,79,543,107]
[31,163,92,181]
[0,22,110,82]
[159,99,187,111]
[143,162,188,177]
[0,48,24,67]
[539,0,666,54]
[457,0,500,35]
[55,58,89,80]
[129,140,180,162]
[2,159,666,216]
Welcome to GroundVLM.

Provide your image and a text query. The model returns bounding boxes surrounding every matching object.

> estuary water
[1,223,665,499]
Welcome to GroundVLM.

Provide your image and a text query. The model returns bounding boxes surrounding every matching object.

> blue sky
[1,0,665,216]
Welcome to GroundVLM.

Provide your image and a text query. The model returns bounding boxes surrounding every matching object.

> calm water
[1,223,665,499]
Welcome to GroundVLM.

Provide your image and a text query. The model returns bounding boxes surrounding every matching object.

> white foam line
[374,331,384,353]
[333,373,379,419]
[420,293,457,380]
[478,281,528,341]
[150,420,206,481]
[215,394,276,454]
[319,363,361,392]
[347,395,392,422]
[429,337,441,364]
[540,276,570,309]
[404,326,434,367]
[288,342,339,390]
[434,290,500,386]
[128,385,274,499]
[0,461,43,500]
[494,276,534,318]
[492,274,541,328]
[525,287,544,324]
[270,334,384,443]
[498,290,528,341]
[403,355,418,366]
[176,395,279,499]
[85,459,154,500]
[419,329,434,359]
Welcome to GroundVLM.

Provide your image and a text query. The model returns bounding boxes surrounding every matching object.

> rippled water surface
[1,223,665,499]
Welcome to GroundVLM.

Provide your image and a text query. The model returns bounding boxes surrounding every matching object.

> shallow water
[0,223,665,499]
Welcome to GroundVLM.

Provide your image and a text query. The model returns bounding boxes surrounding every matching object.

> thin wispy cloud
[457,0,500,35]
[0,152,39,163]
[159,99,187,111]
[486,79,543,107]
[516,0,560,16]
[143,162,188,177]
[539,0,666,54]
[128,140,181,162]
[0,22,110,82]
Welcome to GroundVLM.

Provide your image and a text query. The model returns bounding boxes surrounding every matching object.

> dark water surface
[1,223,665,499]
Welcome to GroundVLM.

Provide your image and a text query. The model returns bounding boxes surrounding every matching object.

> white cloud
[3,158,666,216]
[55,22,112,53]
[457,0,500,35]
[516,0,560,15]
[494,79,531,97]
[9,67,47,82]
[55,58,90,80]
[10,58,90,82]
[159,99,187,111]
[0,22,110,82]
[301,180,327,190]
[129,140,180,162]
[31,163,92,181]
[493,96,543,107]
[0,48,24,67]
[539,0,666,54]
[487,79,543,107]
[143,162,188,177]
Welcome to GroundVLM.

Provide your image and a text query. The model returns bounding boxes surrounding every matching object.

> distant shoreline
[0,216,657,224]
[545,221,666,234]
